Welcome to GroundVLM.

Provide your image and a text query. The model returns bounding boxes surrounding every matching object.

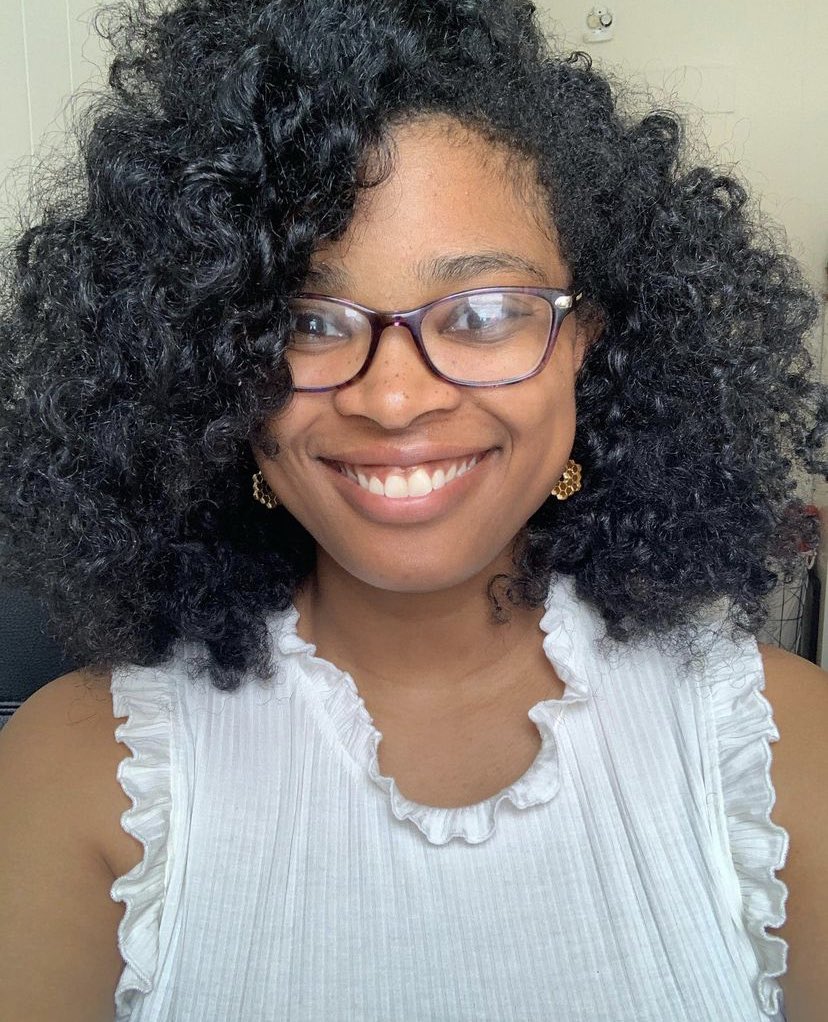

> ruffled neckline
[269,573,593,845]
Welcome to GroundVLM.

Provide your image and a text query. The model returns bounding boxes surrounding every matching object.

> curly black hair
[1,0,826,692]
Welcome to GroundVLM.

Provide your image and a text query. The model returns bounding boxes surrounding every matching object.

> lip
[316,444,495,469]
[320,448,497,525]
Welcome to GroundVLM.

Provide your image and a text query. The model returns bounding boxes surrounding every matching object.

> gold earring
[252,470,280,509]
[551,459,582,500]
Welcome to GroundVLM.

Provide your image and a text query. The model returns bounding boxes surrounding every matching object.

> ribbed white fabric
[109,573,789,1021]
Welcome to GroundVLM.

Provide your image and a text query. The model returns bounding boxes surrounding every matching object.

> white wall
[0,2,109,230]
[1,0,110,139]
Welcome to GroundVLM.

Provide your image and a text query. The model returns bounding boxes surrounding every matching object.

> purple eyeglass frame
[287,285,584,391]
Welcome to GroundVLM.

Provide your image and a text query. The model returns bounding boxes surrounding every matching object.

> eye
[435,293,534,339]
[287,301,354,348]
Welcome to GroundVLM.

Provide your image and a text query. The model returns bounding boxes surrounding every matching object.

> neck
[292,545,550,712]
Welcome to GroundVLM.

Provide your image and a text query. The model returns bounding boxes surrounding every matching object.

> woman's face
[254,117,592,594]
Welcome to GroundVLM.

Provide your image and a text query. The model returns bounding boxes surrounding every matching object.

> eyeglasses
[285,285,583,391]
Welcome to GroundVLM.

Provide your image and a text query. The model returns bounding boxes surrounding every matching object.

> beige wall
[4,3,824,288]
[3,1,824,291]
[534,2,828,658]
[535,2,826,303]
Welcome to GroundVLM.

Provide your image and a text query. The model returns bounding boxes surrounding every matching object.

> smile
[331,452,486,499]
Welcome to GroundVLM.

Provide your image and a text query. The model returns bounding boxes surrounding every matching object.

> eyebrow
[303,251,554,291]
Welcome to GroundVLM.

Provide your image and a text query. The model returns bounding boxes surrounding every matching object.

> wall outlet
[583,6,615,43]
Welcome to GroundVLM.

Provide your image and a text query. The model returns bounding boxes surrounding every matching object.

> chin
[329,546,509,596]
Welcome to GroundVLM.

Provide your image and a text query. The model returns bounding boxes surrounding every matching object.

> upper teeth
[336,454,482,498]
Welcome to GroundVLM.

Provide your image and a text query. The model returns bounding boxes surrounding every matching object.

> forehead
[308,117,565,292]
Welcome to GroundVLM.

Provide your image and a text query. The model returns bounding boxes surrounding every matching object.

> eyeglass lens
[285,291,556,388]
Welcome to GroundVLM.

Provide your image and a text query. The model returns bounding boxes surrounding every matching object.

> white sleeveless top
[109,573,789,1021]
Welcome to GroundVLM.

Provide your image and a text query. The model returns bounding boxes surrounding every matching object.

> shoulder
[0,669,142,879]
[0,669,144,1018]
[756,642,828,1022]
[1,669,117,776]
[757,641,828,740]
[3,668,121,767]
[756,642,828,770]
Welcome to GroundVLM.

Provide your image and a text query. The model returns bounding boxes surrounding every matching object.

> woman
[0,1,826,1019]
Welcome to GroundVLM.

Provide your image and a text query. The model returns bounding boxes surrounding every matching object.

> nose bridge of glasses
[376,308,420,334]
[368,309,430,367]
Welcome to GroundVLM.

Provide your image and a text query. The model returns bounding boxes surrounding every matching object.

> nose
[332,322,461,428]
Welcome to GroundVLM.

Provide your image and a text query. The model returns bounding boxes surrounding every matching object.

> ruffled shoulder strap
[702,623,789,1018]
[109,661,174,1019]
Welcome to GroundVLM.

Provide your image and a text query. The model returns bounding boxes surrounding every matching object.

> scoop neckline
[269,572,593,844]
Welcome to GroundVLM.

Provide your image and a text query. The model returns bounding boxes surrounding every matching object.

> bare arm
[0,671,136,1022]
[758,643,828,1022]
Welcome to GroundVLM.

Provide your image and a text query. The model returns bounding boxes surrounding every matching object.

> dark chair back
[0,587,77,729]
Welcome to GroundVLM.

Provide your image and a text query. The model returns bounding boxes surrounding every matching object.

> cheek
[504,387,578,508]
[502,372,577,459]
[255,405,314,478]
